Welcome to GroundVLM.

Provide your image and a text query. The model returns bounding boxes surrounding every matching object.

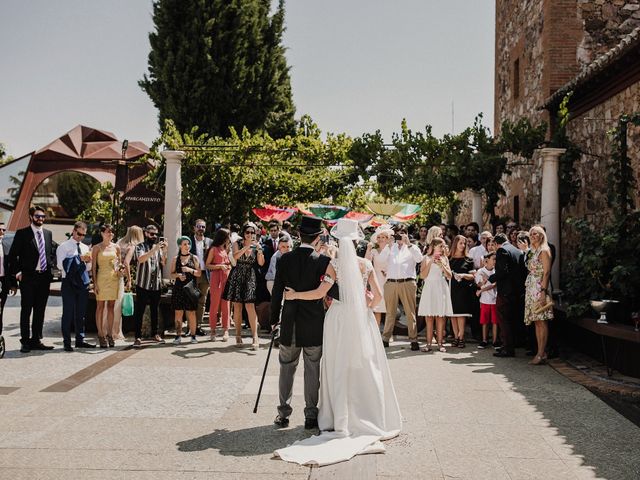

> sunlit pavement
[1,295,639,479]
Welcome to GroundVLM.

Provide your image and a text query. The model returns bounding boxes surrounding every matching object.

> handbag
[183,279,201,303]
[121,291,134,316]
[533,292,554,315]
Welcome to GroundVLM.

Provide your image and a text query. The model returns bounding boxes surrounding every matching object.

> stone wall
[491,0,640,231]
[562,81,640,262]
[577,0,640,66]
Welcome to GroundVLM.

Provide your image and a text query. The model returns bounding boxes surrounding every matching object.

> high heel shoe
[235,335,243,347]
[222,331,229,342]
[107,335,115,348]
[252,337,259,350]
[98,336,108,348]
[529,355,546,365]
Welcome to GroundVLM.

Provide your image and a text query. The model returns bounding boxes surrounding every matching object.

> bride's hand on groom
[284,287,298,300]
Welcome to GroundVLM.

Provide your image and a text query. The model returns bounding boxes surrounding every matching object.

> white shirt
[195,238,205,269]
[265,250,282,281]
[0,240,4,277]
[469,244,488,270]
[56,238,90,279]
[377,243,422,280]
[475,267,497,305]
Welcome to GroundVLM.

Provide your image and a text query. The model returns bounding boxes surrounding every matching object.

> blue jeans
[61,279,88,346]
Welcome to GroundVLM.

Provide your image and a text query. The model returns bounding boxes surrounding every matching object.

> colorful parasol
[252,205,298,222]
[298,204,350,220]
[392,203,422,222]
[366,202,406,217]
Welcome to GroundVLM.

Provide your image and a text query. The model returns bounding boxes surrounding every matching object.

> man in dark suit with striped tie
[8,206,58,353]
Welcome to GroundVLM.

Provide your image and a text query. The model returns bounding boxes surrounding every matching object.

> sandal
[252,337,259,351]
[420,345,432,353]
[438,344,447,353]
[529,355,546,365]
[107,335,115,348]
[451,338,459,347]
[235,335,243,347]
[457,338,465,348]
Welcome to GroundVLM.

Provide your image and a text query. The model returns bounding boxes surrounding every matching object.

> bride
[274,218,402,466]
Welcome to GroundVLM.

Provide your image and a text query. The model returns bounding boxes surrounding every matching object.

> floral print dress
[524,248,553,325]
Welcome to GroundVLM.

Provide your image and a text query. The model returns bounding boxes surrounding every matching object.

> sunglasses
[34,214,46,219]
[245,231,256,235]
[0,228,5,232]
[147,232,158,237]
[196,225,206,229]
[75,232,86,237]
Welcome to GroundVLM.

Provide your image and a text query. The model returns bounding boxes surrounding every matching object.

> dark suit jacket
[488,242,524,297]
[8,226,57,282]
[270,247,331,347]
[1,236,16,292]
[261,236,279,273]
[189,235,213,281]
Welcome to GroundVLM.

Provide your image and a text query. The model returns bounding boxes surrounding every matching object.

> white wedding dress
[274,241,402,466]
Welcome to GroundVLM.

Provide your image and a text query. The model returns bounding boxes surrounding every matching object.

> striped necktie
[37,230,47,271]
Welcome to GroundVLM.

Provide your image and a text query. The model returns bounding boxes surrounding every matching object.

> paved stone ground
[1,297,640,479]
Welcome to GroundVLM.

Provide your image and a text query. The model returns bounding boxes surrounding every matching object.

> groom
[270,216,334,430]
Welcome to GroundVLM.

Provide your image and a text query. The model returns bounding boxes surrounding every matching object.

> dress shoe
[410,342,419,351]
[304,418,319,430]
[64,345,74,352]
[76,341,96,349]
[493,350,515,358]
[382,340,389,348]
[195,327,206,337]
[30,342,54,350]
[274,415,289,428]
[20,344,31,353]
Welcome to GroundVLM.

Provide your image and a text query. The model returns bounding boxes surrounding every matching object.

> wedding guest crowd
[5,205,555,367]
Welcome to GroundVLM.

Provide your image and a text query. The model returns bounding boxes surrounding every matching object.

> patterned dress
[524,248,553,325]
[224,241,258,303]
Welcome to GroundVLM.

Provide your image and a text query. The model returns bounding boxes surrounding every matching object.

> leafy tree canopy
[140,0,295,139]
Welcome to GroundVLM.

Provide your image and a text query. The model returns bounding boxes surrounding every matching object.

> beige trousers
[382,280,418,342]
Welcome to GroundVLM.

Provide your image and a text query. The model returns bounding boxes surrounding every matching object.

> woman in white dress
[417,238,453,352]
[274,218,402,466]
[365,225,394,327]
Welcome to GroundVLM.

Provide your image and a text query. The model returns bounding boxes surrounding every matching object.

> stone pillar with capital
[471,190,483,230]
[539,147,565,291]
[161,150,185,278]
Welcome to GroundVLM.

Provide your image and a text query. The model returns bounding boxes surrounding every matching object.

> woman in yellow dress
[92,224,123,348]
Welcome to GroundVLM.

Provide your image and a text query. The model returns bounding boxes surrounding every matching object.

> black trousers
[496,293,518,354]
[19,272,51,345]
[0,276,9,335]
[134,287,161,339]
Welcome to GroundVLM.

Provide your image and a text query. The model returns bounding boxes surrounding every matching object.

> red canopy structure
[8,125,150,230]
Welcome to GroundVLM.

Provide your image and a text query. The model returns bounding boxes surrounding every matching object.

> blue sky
[0,0,494,157]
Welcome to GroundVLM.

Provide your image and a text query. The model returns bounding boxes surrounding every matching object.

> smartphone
[320,234,330,243]
[159,236,166,243]
[393,233,402,241]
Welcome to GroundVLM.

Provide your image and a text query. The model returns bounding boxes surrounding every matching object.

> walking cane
[253,326,279,413]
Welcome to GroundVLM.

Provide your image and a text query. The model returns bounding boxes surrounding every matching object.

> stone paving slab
[1,300,640,479]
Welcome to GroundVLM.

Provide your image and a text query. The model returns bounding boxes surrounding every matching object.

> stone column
[539,147,565,291]
[471,190,483,230]
[161,150,185,278]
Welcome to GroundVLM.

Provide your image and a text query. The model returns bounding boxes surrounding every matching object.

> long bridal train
[274,223,401,466]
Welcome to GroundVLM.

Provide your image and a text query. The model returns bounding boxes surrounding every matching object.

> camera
[393,233,402,241]
[159,236,166,243]
[320,234,330,243]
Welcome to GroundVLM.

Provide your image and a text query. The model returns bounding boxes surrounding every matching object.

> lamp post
[112,139,128,234]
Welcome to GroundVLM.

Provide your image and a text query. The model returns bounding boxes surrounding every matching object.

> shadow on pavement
[441,352,640,479]
[176,425,309,456]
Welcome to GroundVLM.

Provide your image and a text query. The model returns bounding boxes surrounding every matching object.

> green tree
[0,142,13,165]
[140,0,295,139]
[56,172,100,219]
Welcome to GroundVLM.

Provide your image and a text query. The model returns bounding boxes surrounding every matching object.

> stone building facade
[468,1,640,270]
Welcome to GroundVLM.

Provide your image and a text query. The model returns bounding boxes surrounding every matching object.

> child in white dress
[418,238,453,352]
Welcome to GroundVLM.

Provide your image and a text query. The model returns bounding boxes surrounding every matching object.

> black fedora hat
[299,216,323,236]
